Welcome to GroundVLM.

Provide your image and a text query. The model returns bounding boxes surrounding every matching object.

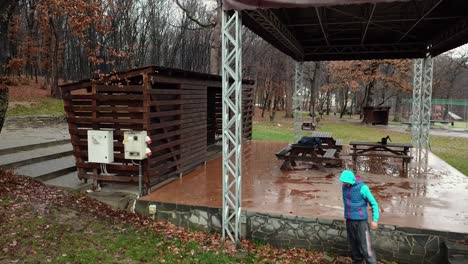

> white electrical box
[124,131,148,160]
[87,130,114,163]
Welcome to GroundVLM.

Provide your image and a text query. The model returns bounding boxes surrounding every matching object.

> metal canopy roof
[223,0,468,61]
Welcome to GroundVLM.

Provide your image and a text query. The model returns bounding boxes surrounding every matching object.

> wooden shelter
[362,106,390,125]
[60,66,254,191]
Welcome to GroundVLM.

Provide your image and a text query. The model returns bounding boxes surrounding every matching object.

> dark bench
[301,117,321,131]
[301,122,316,130]
[275,144,342,170]
[349,141,413,171]
[332,138,343,151]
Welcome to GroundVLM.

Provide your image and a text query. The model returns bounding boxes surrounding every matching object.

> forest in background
[1,0,468,121]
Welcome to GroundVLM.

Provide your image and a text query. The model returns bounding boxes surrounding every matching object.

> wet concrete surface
[142,141,468,233]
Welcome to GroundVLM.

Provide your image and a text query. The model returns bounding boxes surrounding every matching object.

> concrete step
[0,144,73,169]
[45,172,90,190]
[0,139,71,156]
[15,156,76,180]
[86,191,136,210]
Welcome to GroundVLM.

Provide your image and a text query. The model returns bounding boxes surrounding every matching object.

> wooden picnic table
[276,144,342,170]
[310,131,343,150]
[349,141,413,170]
[311,131,333,138]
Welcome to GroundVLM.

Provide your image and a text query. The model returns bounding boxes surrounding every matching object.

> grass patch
[0,200,259,264]
[6,98,64,116]
[253,118,468,176]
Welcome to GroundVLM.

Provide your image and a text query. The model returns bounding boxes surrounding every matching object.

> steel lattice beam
[293,62,305,143]
[420,56,433,166]
[411,56,433,169]
[221,10,242,244]
[244,9,304,59]
[397,0,443,43]
[305,43,425,55]
[411,59,423,162]
[361,4,376,44]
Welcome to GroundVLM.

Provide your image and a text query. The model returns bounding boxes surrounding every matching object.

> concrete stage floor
[142,141,468,233]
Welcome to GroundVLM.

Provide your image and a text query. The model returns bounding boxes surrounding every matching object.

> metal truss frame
[293,62,305,143]
[411,56,433,167]
[304,42,425,56]
[244,9,304,59]
[221,10,243,244]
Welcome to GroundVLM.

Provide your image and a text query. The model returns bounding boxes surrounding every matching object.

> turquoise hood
[339,170,356,185]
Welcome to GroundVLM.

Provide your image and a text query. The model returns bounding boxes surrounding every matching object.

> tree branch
[174,0,216,28]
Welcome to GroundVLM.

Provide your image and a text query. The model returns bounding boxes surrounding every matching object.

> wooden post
[352,144,357,171]
[91,83,99,189]
[143,73,151,194]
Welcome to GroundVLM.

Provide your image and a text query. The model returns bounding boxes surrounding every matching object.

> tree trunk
[269,95,278,121]
[51,30,61,98]
[284,80,294,118]
[209,8,221,75]
[0,87,8,134]
[340,87,349,118]
[261,89,271,118]
[393,93,402,122]
[326,90,331,115]
[309,62,321,115]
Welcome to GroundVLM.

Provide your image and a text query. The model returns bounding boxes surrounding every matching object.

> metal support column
[411,56,433,168]
[293,62,304,143]
[221,10,242,244]
[411,59,423,162]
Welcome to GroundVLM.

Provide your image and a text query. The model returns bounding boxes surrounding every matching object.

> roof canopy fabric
[222,0,468,61]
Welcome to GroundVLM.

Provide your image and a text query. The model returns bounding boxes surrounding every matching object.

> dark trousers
[346,220,377,264]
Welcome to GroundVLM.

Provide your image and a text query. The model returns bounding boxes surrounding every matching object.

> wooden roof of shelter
[59,65,255,89]
[223,0,468,61]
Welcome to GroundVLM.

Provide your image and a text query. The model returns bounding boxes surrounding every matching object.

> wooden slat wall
[146,82,182,186]
[214,90,222,138]
[61,67,254,191]
[207,88,218,145]
[243,85,254,140]
[62,83,145,184]
[180,84,207,174]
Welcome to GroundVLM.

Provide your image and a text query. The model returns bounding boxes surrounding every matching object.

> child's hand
[371,221,378,230]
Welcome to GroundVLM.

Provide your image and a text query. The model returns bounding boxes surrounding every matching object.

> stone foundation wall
[135,200,468,264]
[135,201,223,232]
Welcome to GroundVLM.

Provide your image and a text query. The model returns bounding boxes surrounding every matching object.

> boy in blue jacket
[340,170,379,264]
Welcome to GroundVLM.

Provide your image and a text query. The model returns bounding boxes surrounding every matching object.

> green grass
[6,98,64,116]
[253,119,468,176]
[0,201,258,264]
[453,121,468,129]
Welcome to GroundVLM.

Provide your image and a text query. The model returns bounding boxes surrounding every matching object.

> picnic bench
[275,132,344,170]
[310,131,344,151]
[301,117,320,131]
[349,141,413,170]
[275,144,342,170]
